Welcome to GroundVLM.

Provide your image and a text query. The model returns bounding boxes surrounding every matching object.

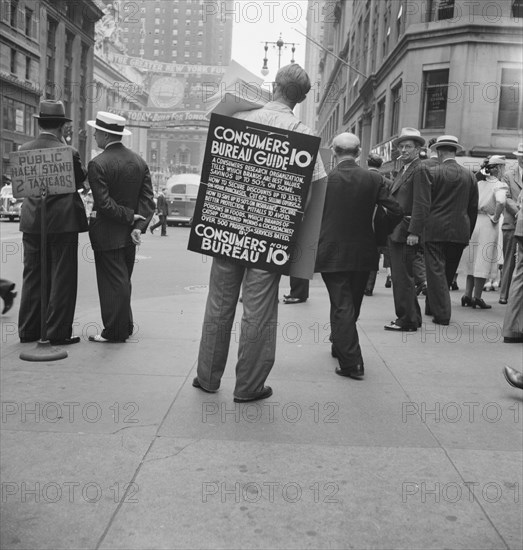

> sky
[228,1,310,83]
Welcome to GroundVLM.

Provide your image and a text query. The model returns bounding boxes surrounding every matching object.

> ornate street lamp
[260,34,297,76]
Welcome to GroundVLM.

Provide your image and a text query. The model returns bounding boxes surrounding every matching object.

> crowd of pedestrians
[4,72,522,399]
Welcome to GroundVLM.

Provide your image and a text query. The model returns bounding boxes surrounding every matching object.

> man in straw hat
[423,135,478,325]
[384,127,432,332]
[86,111,155,343]
[18,100,89,345]
[499,143,523,304]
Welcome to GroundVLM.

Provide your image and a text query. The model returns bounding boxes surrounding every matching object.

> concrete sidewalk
[1,274,522,550]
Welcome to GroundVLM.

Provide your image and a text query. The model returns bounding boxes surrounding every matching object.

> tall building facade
[0,0,104,177]
[119,0,233,174]
[309,0,523,171]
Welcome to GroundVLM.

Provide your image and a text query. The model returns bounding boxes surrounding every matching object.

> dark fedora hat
[33,100,72,122]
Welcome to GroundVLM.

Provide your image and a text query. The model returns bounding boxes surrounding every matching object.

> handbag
[373,204,402,247]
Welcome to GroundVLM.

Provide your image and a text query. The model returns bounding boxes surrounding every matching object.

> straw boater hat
[513,143,523,156]
[33,100,71,122]
[392,127,425,148]
[87,111,132,136]
[430,135,464,153]
[486,155,506,166]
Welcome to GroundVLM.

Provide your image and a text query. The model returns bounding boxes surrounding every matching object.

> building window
[427,0,455,22]
[25,7,33,36]
[390,83,402,136]
[422,69,449,128]
[498,68,521,130]
[513,0,523,18]
[3,98,35,135]
[10,49,16,74]
[25,56,31,80]
[437,0,455,20]
[10,0,19,27]
[376,98,385,144]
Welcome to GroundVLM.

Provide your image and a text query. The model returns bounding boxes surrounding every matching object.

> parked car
[0,185,23,222]
[164,173,201,226]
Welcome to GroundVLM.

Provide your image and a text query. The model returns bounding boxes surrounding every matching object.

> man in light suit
[193,64,327,402]
[316,133,402,378]
[18,100,88,345]
[385,128,432,332]
[499,143,523,304]
[424,136,478,325]
[87,112,155,343]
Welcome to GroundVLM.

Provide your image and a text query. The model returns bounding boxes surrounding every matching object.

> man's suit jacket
[424,159,478,243]
[88,142,155,251]
[315,160,403,273]
[156,193,168,216]
[389,158,431,243]
[502,165,523,230]
[19,133,88,234]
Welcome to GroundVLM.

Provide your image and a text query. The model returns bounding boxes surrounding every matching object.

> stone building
[310,0,523,171]
[0,0,104,177]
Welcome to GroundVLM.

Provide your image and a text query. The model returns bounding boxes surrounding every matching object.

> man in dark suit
[424,135,478,325]
[86,112,155,343]
[316,133,402,379]
[385,128,432,332]
[18,100,88,344]
[499,143,523,304]
[150,187,169,236]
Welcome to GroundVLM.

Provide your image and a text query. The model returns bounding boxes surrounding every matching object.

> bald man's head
[332,132,360,158]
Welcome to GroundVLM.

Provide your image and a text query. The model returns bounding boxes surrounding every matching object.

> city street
[1,221,522,550]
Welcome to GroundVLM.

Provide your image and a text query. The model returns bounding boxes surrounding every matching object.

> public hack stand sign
[188,114,321,275]
[10,146,75,362]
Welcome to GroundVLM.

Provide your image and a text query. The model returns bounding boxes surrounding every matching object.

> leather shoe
[432,318,449,326]
[498,298,508,305]
[503,366,523,389]
[192,377,218,393]
[503,336,523,344]
[49,336,81,345]
[88,334,123,343]
[335,365,364,379]
[384,322,416,332]
[234,386,273,403]
[471,297,491,309]
[283,297,306,304]
[2,290,17,314]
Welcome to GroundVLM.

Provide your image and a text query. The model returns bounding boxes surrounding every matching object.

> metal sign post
[10,146,75,362]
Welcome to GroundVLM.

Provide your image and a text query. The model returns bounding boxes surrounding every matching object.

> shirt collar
[262,101,294,114]
[105,141,122,149]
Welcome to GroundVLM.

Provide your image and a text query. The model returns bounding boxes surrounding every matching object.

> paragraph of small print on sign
[9,147,75,198]
[188,114,320,275]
